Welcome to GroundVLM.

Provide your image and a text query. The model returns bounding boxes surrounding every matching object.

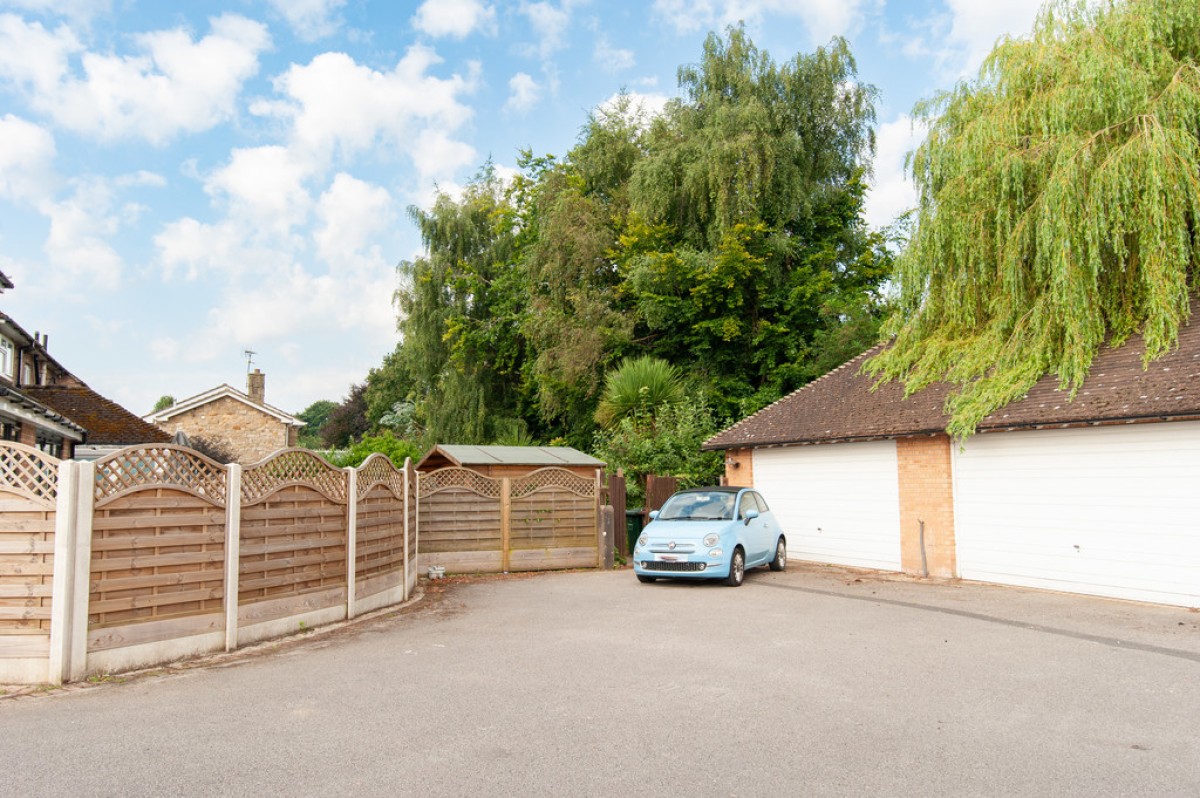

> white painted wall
[954,422,1200,608]
[753,441,902,571]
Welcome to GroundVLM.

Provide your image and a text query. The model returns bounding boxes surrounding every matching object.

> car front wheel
[769,537,786,571]
[724,548,745,587]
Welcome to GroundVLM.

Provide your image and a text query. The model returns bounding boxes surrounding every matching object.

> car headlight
[702,533,719,547]
[637,535,647,549]
[708,548,723,558]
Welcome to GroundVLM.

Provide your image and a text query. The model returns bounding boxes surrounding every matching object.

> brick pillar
[896,434,957,578]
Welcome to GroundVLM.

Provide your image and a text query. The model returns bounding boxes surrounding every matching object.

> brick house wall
[722,448,754,488]
[157,396,292,464]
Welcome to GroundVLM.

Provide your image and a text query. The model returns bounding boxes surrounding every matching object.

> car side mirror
[648,510,659,520]
[744,509,759,524]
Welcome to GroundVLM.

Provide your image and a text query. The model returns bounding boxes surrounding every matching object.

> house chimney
[248,368,265,404]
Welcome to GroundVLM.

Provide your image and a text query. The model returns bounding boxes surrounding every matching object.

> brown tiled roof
[25,385,172,446]
[704,296,1200,450]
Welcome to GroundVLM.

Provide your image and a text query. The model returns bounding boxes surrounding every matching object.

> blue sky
[0,0,1044,417]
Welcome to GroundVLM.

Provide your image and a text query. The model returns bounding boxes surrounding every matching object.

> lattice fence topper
[242,448,347,505]
[511,467,596,499]
[356,453,406,500]
[0,441,61,507]
[418,467,502,499]
[94,445,227,506]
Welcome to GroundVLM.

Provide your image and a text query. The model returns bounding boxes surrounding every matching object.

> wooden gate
[418,467,600,574]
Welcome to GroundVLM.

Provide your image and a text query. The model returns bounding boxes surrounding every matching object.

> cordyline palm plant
[594,355,685,428]
[865,0,1200,438]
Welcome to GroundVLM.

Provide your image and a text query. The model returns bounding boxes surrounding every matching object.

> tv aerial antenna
[244,348,256,373]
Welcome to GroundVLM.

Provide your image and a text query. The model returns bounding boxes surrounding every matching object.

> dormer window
[22,360,33,385]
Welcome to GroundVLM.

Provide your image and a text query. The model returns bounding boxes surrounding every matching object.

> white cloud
[114,170,166,188]
[505,72,541,113]
[0,114,56,203]
[0,13,270,145]
[891,0,1044,80]
[652,0,863,43]
[520,1,573,58]
[40,176,123,292]
[258,47,477,179]
[314,173,394,266]
[205,145,314,238]
[594,35,634,72]
[943,0,1044,77]
[265,0,346,41]
[413,0,496,39]
[864,113,927,230]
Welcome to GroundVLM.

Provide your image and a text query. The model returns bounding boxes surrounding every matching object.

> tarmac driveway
[2,564,1199,797]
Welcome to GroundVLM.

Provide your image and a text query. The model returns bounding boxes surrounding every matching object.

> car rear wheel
[724,548,745,587]
[637,574,656,583]
[769,537,787,571]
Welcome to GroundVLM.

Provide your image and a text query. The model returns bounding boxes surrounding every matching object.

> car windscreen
[656,492,736,521]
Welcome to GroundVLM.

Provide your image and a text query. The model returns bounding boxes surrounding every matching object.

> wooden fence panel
[354,454,406,599]
[238,450,348,628]
[510,469,599,571]
[605,473,627,557]
[89,488,227,633]
[87,447,227,650]
[419,466,598,574]
[0,444,60,664]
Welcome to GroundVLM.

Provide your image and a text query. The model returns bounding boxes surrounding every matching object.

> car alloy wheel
[725,548,745,587]
[769,538,786,571]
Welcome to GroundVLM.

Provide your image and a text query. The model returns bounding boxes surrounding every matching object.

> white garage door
[954,422,1200,607]
[753,442,901,571]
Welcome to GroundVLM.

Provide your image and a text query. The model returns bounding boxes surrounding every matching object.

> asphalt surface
[2,564,1199,797]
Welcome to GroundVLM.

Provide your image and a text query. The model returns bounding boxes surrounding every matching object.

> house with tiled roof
[144,369,304,464]
[0,271,169,458]
[704,295,1200,609]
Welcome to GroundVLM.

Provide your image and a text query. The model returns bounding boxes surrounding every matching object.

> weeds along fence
[0,443,417,685]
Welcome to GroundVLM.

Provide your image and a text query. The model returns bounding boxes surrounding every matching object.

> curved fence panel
[238,450,349,635]
[93,445,226,507]
[241,449,346,505]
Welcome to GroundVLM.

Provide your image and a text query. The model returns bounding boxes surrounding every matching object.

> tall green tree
[389,165,526,443]
[620,26,886,417]
[866,0,1200,437]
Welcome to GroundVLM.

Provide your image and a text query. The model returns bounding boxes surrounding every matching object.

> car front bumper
[632,552,732,579]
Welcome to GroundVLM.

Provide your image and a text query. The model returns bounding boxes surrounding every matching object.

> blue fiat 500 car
[632,487,786,587]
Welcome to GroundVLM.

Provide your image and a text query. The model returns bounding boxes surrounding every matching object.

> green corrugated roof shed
[417,444,604,470]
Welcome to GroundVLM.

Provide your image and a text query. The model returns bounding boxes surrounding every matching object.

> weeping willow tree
[865,0,1200,437]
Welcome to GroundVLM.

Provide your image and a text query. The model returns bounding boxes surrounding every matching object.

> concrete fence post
[402,458,410,602]
[47,460,79,685]
[224,464,242,652]
[346,468,357,619]
[67,460,95,682]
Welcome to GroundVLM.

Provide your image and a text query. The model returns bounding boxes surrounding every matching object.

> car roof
[675,486,742,494]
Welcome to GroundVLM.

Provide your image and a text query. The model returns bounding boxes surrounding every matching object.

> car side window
[752,492,769,513]
[737,493,756,519]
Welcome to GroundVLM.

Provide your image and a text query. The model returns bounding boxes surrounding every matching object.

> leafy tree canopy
[366,26,890,458]
[866,0,1200,437]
